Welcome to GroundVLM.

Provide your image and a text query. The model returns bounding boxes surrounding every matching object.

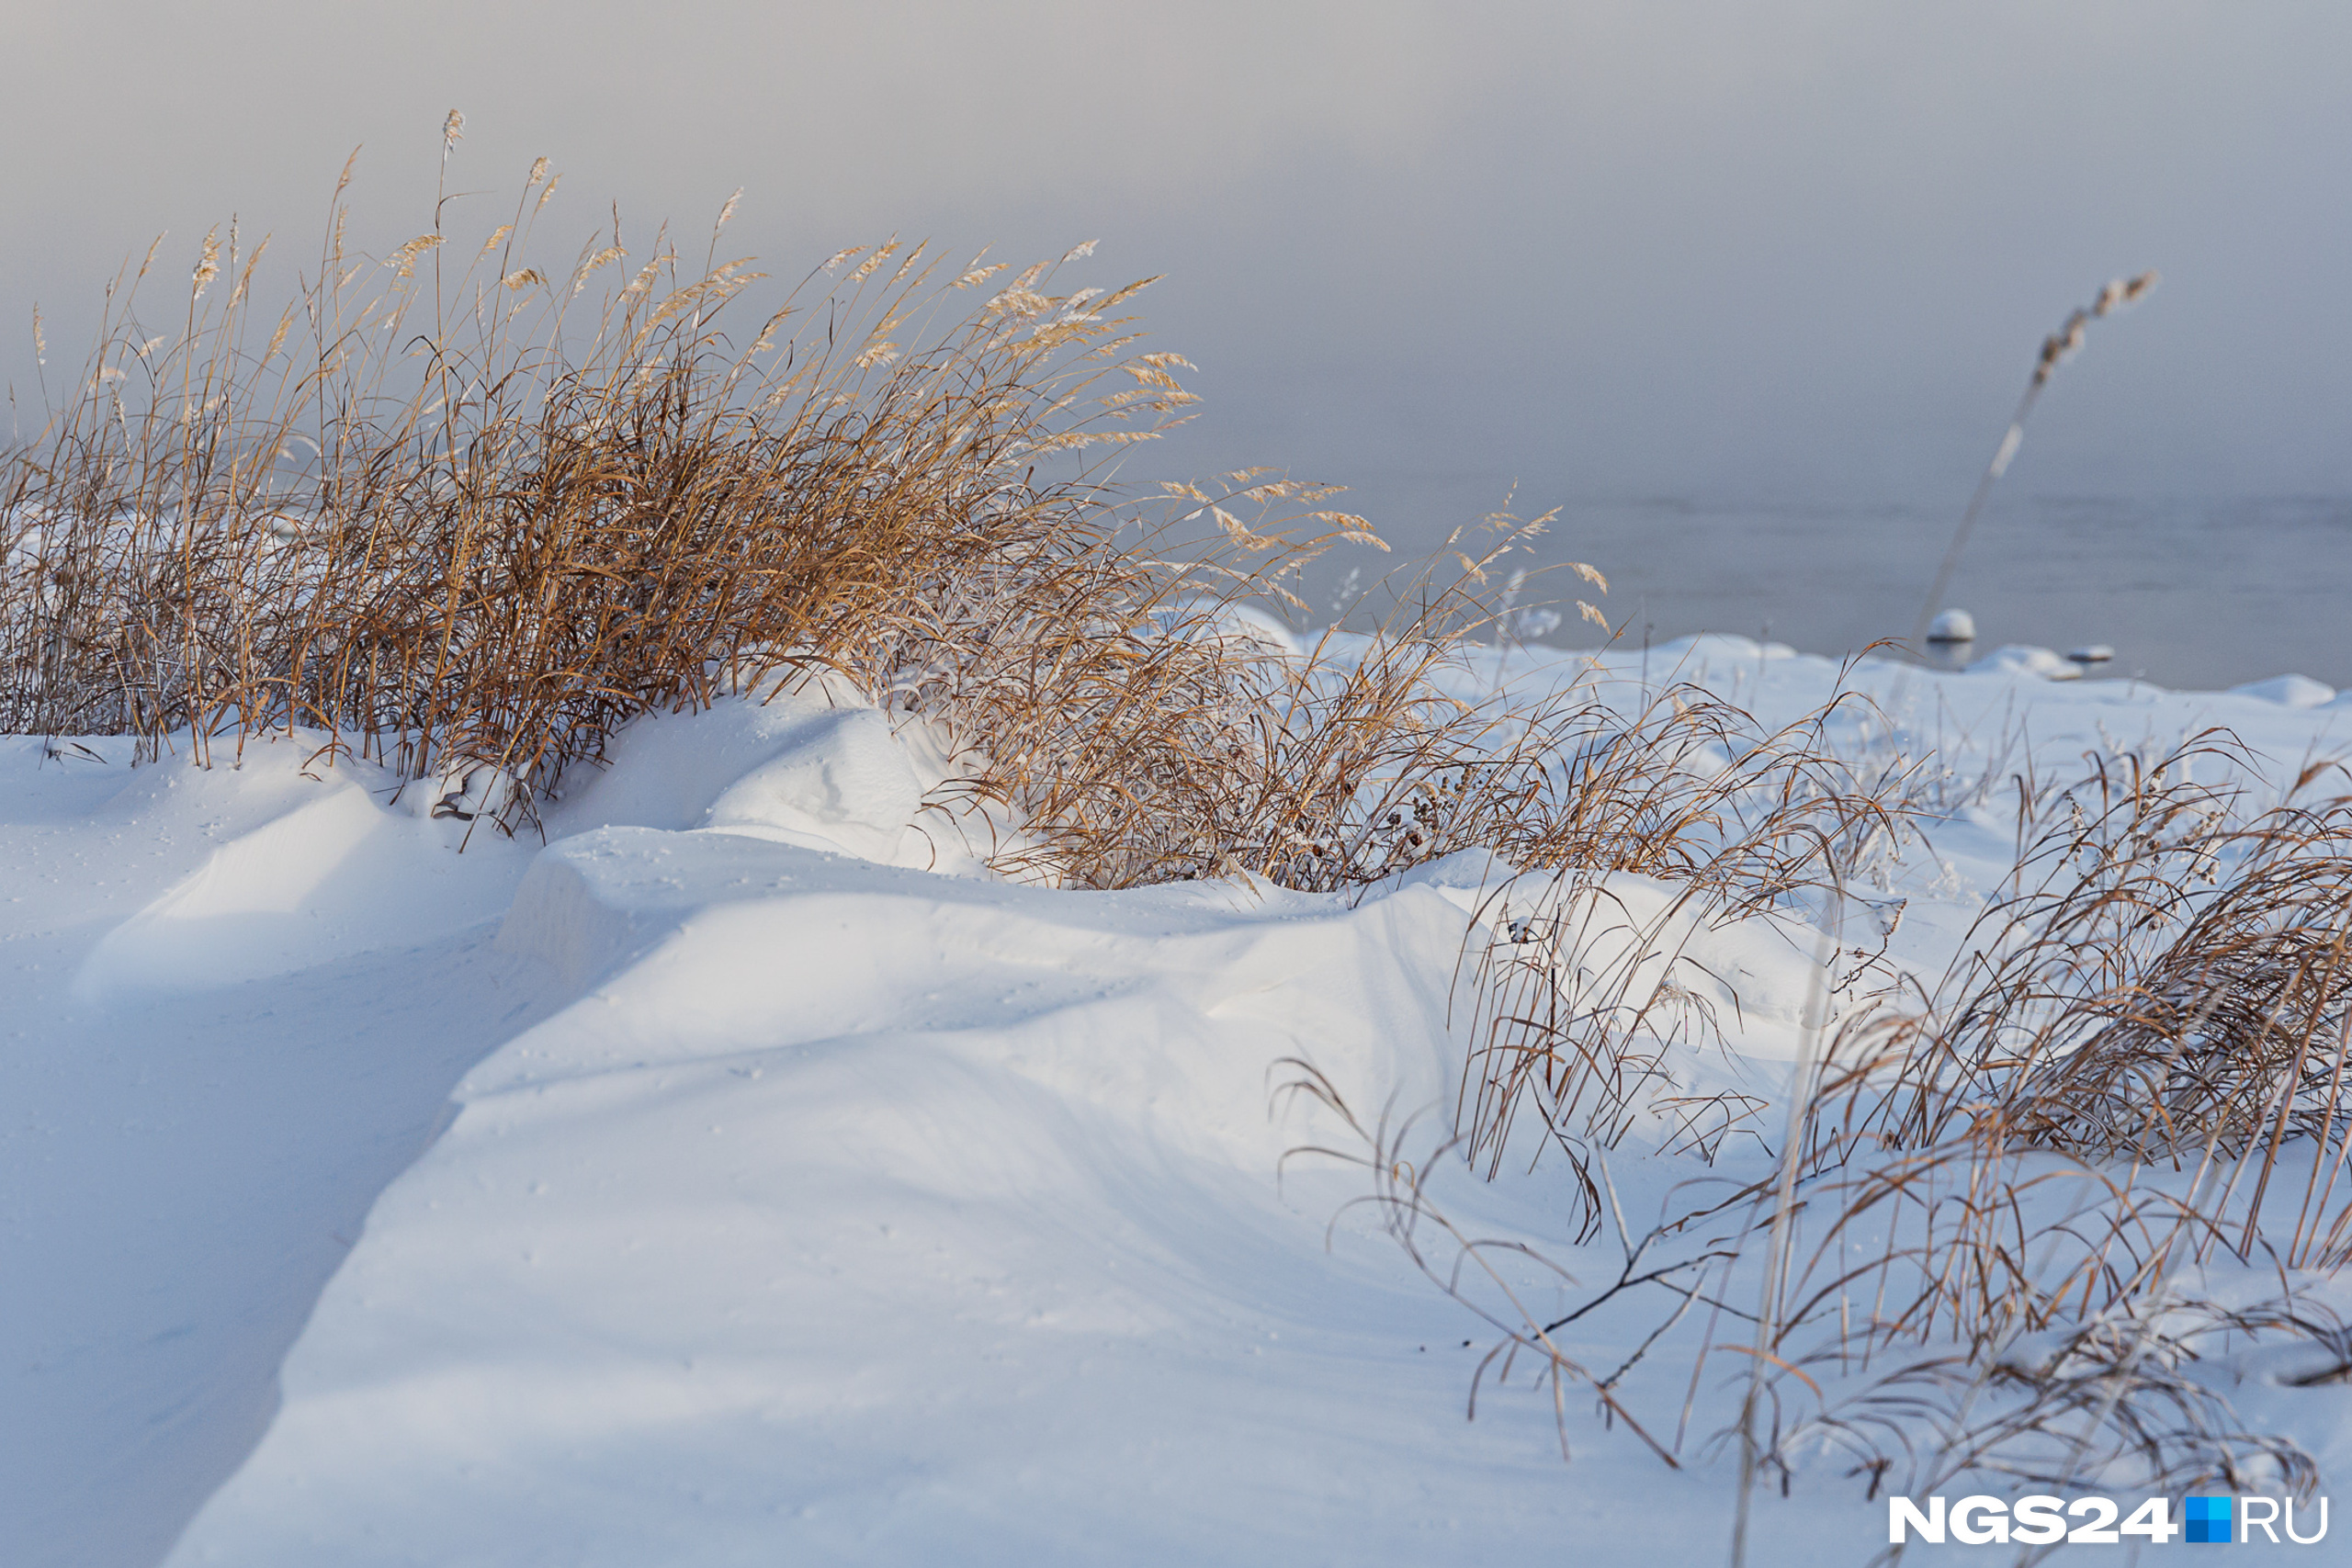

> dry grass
[23,141,2346,1535]
[1829,739,2352,1192]
[2,147,1906,909]
[0,154,1382,859]
[1288,725,2352,1539]
[1744,739,2352,1512]
[1911,270,2159,651]
[1451,679,1907,1234]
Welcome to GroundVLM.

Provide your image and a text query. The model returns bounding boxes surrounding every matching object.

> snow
[0,741,568,1568]
[1965,642,2081,680]
[1925,607,1976,643]
[76,771,524,998]
[2231,672,2338,709]
[8,649,2352,1566]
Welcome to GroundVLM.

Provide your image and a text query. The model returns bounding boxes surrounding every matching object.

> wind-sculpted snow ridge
[130,678,1859,1565]
[165,830,1569,1565]
[0,682,995,1568]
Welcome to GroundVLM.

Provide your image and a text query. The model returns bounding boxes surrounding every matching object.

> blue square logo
[2185,1495,2233,1544]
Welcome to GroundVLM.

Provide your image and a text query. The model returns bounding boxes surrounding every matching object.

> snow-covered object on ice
[1925,606,1976,642]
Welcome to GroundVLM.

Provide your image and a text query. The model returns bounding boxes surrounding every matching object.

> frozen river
[1353,492,2352,692]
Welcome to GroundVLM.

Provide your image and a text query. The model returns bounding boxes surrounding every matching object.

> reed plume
[1910,270,2159,652]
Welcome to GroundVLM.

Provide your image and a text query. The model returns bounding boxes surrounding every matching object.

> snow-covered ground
[7,641,2352,1567]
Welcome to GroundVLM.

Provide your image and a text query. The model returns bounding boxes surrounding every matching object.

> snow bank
[164,807,1625,1564]
[14,649,2352,1567]
[76,773,522,997]
[1966,642,2082,681]
[2232,671,2337,708]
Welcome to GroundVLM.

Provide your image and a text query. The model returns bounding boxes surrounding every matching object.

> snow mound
[76,690,950,1001]
[1965,644,2082,681]
[74,765,523,998]
[1648,632,1799,665]
[702,705,925,861]
[551,683,967,872]
[28,642,2352,1566]
[2232,672,2337,708]
[166,831,1536,1566]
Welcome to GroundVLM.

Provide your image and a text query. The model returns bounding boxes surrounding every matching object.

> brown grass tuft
[1288,724,2352,1524]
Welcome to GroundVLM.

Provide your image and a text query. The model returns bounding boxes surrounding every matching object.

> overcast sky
[6,2,2349,550]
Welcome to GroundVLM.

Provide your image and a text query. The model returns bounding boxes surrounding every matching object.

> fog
[6,2,2348,646]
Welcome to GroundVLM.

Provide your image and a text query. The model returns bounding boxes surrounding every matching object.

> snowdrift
[9,649,2352,1567]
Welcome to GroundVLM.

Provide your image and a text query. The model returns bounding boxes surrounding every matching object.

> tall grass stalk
[1908,271,2157,653]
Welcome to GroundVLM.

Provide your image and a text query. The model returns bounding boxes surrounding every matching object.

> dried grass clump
[992,583,1900,897]
[9,147,1884,920]
[0,155,1378,854]
[1293,730,2352,1529]
[1728,741,2352,1513]
[1911,270,2159,652]
[1824,738,2352,1235]
[3,143,1909,914]
[1452,680,1907,1232]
